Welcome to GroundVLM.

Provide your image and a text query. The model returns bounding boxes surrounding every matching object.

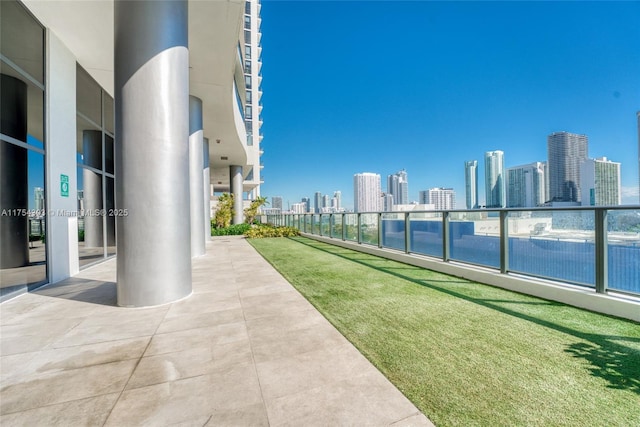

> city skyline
[259,1,639,210]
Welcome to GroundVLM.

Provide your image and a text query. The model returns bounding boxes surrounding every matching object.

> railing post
[443,211,450,262]
[378,212,383,248]
[595,208,608,293]
[357,213,362,244]
[342,214,347,241]
[500,210,509,274]
[405,212,411,254]
[329,214,334,238]
[311,214,315,235]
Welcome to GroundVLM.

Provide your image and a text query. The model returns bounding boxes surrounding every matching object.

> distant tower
[354,173,382,212]
[34,187,44,211]
[333,191,341,210]
[547,131,588,203]
[322,194,330,210]
[301,197,310,213]
[271,196,283,212]
[387,169,408,208]
[485,150,506,208]
[421,188,456,210]
[580,157,621,206]
[464,160,478,209]
[506,162,546,207]
[314,192,322,214]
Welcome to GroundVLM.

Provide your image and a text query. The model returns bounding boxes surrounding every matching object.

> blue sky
[259,1,640,210]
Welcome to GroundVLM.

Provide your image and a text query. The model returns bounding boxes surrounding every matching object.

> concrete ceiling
[23,0,248,175]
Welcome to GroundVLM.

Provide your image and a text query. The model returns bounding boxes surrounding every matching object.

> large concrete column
[0,74,29,269]
[82,130,104,248]
[114,0,191,307]
[189,96,205,257]
[203,137,211,240]
[230,165,243,225]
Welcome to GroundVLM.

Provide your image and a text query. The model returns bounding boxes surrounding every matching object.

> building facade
[547,131,588,203]
[0,0,264,304]
[506,162,546,208]
[271,196,283,212]
[354,173,382,212]
[419,188,456,211]
[580,157,621,206]
[464,160,478,209]
[387,170,409,208]
[484,150,506,208]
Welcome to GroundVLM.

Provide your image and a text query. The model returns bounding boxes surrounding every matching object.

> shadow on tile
[34,278,117,306]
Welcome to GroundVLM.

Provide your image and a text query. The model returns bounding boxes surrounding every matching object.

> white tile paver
[1,236,433,426]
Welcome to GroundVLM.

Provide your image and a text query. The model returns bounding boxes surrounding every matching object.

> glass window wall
[0,0,47,299]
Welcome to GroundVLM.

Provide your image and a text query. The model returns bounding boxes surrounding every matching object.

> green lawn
[248,236,640,427]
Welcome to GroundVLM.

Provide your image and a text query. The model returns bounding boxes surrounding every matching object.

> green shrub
[211,223,251,236]
[244,225,300,238]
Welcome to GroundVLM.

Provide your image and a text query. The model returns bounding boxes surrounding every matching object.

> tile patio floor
[1,236,433,426]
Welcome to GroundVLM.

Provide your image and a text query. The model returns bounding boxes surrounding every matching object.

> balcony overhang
[23,0,249,174]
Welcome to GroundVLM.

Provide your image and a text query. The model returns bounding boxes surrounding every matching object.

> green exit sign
[60,174,69,197]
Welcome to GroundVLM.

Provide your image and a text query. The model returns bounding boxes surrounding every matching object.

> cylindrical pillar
[189,96,205,257]
[203,137,211,241]
[0,74,29,269]
[230,165,243,225]
[82,130,104,248]
[115,0,191,307]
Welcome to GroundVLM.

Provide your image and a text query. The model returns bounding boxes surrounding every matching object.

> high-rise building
[301,197,311,213]
[333,191,341,210]
[314,192,322,214]
[322,194,330,209]
[580,157,621,206]
[290,203,306,214]
[387,170,409,208]
[34,187,44,211]
[485,150,506,208]
[420,188,456,210]
[271,196,283,212]
[547,131,588,203]
[383,194,394,212]
[464,160,478,209]
[354,173,382,212]
[506,162,546,208]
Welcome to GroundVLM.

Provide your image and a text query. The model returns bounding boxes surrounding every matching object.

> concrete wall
[46,29,79,283]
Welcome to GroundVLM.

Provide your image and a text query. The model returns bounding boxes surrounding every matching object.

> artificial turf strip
[247,236,640,427]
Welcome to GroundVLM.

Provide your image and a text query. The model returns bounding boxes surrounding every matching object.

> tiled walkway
[1,236,433,426]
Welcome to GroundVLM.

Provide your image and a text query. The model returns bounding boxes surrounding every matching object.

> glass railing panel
[332,214,343,239]
[361,213,379,246]
[409,211,443,258]
[344,213,358,242]
[304,215,312,233]
[449,211,500,268]
[320,214,331,236]
[607,209,640,295]
[381,213,405,251]
[312,214,321,235]
[508,209,595,286]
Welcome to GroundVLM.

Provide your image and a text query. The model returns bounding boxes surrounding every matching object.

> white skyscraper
[333,191,341,210]
[34,187,44,211]
[580,157,621,206]
[354,173,382,212]
[485,150,506,208]
[420,188,456,211]
[507,162,546,208]
[464,160,478,209]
